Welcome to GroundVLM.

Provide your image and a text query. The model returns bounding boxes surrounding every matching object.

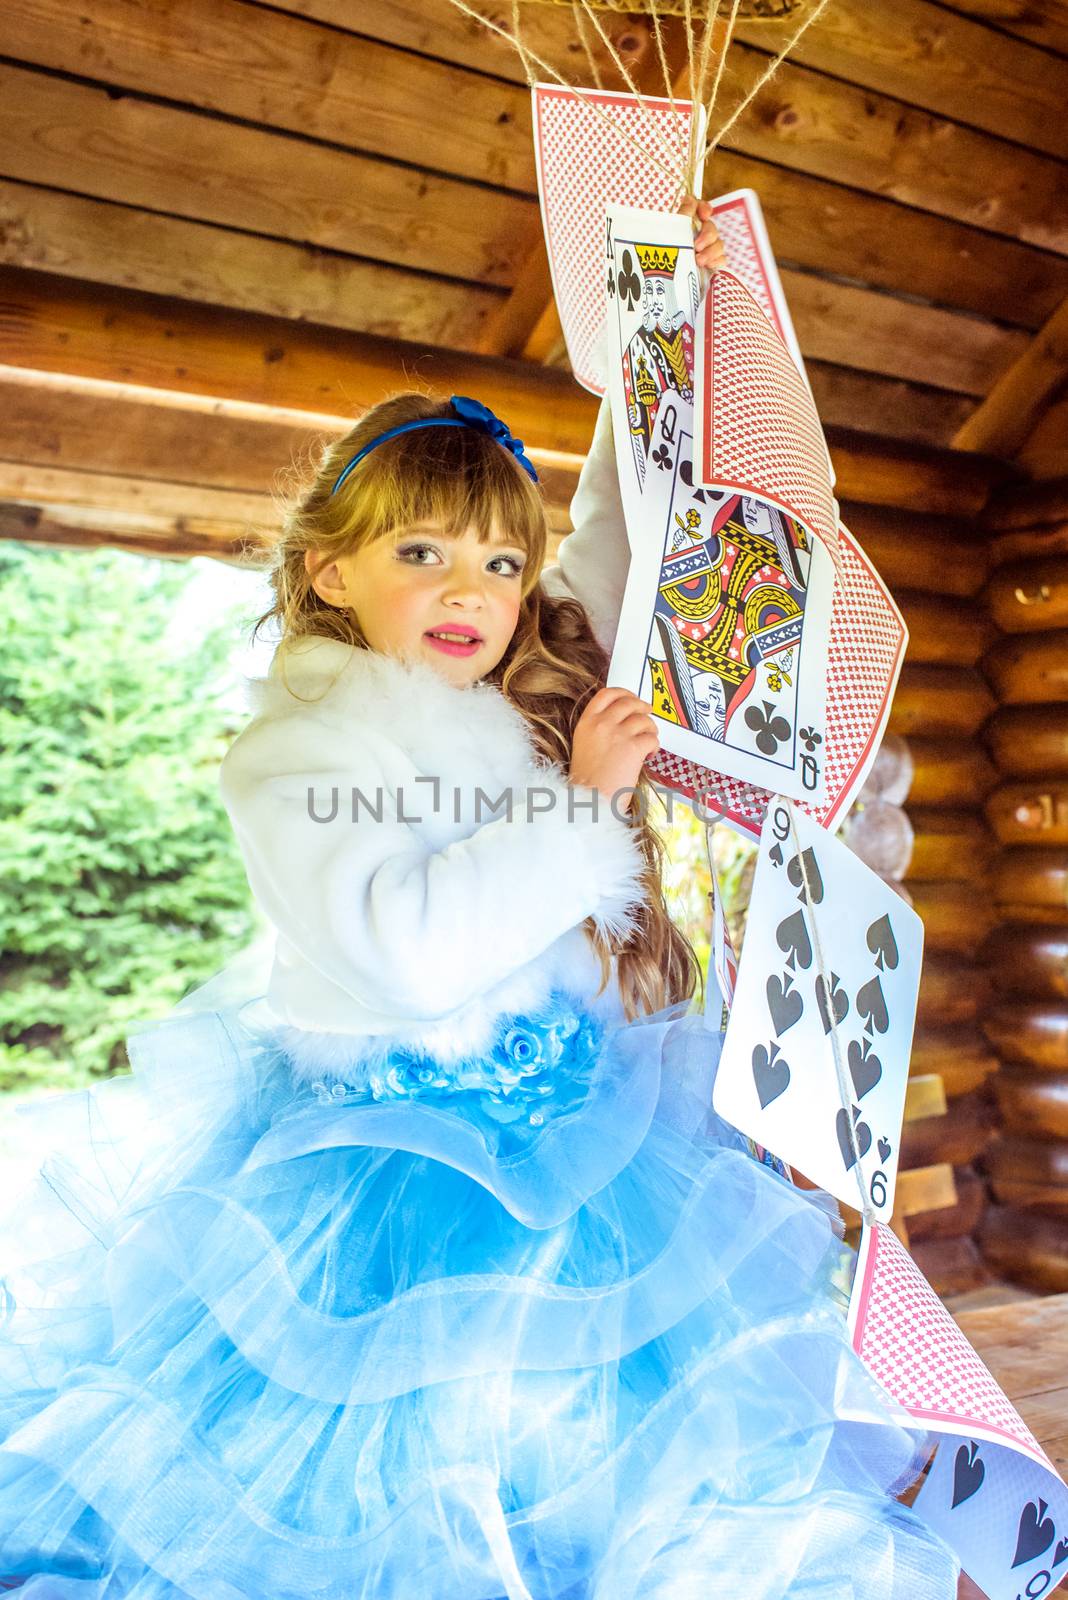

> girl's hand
[569,687,660,813]
[678,195,728,275]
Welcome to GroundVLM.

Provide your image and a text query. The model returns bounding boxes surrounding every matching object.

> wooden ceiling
[0,0,1066,564]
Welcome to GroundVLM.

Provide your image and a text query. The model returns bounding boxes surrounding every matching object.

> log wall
[846,498,999,1295]
[977,479,1068,1293]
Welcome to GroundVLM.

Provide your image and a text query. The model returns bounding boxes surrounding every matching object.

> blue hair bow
[330,394,539,495]
[448,395,538,483]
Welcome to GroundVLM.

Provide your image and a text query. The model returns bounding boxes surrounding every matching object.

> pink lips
[425,629,482,657]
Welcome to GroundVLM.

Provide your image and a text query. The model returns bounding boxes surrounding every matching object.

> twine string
[700,0,833,160]
[446,0,686,183]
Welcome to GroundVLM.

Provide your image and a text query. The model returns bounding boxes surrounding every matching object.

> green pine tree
[0,543,260,1093]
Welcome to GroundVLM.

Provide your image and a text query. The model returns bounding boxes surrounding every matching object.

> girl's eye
[488,554,524,577]
[396,543,441,566]
[396,543,523,577]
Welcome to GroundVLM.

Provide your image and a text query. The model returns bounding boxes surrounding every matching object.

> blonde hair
[252,391,702,1021]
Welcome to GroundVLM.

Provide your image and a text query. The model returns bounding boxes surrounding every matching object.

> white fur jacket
[218,397,639,1085]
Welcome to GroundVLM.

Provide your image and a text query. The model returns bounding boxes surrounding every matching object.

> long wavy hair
[251,391,702,1021]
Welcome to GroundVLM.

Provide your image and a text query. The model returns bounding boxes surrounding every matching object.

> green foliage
[0,544,259,1093]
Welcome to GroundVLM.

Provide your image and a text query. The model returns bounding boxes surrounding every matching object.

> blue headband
[330,395,538,496]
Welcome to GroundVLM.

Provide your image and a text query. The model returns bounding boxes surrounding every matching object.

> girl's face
[306,520,528,687]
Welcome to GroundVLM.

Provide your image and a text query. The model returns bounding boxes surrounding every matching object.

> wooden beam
[0,175,1026,416]
[0,268,600,454]
[953,296,1068,456]
[0,0,536,194]
[0,62,531,289]
[1017,391,1068,482]
[0,461,273,534]
[707,149,1068,334]
[774,268,1027,396]
[732,0,1068,161]
[916,0,1068,59]
[838,504,989,596]
[0,271,1015,507]
[277,1,1068,254]
[707,45,1068,254]
[0,500,256,563]
[984,476,1068,531]
[0,180,502,354]
[807,365,976,451]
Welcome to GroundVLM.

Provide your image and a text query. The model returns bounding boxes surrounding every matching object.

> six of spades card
[711,798,924,1223]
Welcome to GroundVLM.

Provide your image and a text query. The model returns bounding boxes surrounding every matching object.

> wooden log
[838,799,914,880]
[709,43,1068,253]
[0,502,248,562]
[903,810,992,882]
[896,1163,957,1219]
[986,1180,1068,1216]
[0,65,536,291]
[858,733,913,807]
[992,848,1068,911]
[983,631,1068,705]
[0,271,992,518]
[910,1026,999,1097]
[988,521,1068,570]
[888,667,996,738]
[1020,400,1068,482]
[983,477,1068,533]
[900,1090,996,1169]
[907,1165,987,1243]
[907,881,998,954]
[916,956,980,1027]
[986,781,1068,844]
[904,1075,948,1122]
[0,183,501,356]
[0,0,540,194]
[954,298,1068,461]
[982,1002,1068,1070]
[983,1134,1068,1191]
[983,922,1068,998]
[980,1206,1068,1294]
[837,505,988,597]
[907,739,998,807]
[934,3,1068,55]
[731,0,1068,160]
[831,434,1012,519]
[0,269,600,456]
[985,557,1068,634]
[994,1068,1068,1141]
[805,366,975,453]
[774,272,1028,397]
[910,1236,991,1298]
[894,592,996,667]
[984,706,1068,777]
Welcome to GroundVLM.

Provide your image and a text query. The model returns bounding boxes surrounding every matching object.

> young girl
[0,207,962,1599]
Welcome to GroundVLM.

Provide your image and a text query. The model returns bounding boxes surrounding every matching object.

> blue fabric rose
[449,395,538,483]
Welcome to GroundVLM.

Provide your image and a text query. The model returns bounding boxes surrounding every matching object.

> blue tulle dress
[0,953,961,1598]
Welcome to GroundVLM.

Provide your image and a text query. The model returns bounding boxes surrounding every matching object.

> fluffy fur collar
[237,636,627,1082]
[247,635,550,798]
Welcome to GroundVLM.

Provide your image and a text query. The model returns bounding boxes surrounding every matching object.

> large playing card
[703,187,809,391]
[606,206,701,506]
[644,519,908,840]
[608,433,836,802]
[849,1221,1068,1600]
[693,270,839,568]
[711,799,923,1218]
[531,84,706,395]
